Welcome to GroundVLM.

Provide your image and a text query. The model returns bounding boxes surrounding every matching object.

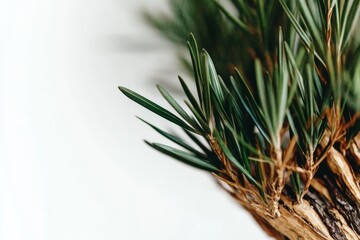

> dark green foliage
[144,0,291,79]
[122,0,360,203]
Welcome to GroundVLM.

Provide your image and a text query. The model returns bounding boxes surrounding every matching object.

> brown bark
[243,200,329,240]
[241,189,360,240]
[215,161,360,240]
[211,132,360,239]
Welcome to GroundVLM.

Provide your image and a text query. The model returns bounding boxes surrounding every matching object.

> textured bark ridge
[212,133,360,240]
[233,176,360,240]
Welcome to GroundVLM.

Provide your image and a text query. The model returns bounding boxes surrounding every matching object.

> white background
[0,0,268,239]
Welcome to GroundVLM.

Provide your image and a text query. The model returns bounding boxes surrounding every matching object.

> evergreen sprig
[121,0,360,216]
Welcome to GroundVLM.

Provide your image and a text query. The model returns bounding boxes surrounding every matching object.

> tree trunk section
[242,172,360,240]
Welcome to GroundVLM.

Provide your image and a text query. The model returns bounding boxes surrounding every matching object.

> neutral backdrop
[0,0,268,239]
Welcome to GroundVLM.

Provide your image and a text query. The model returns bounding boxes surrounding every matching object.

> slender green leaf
[138,117,206,157]
[119,87,194,132]
[157,85,200,129]
[146,141,220,172]
[213,130,263,190]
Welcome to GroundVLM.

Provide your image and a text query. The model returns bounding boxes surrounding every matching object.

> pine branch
[120,0,360,236]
